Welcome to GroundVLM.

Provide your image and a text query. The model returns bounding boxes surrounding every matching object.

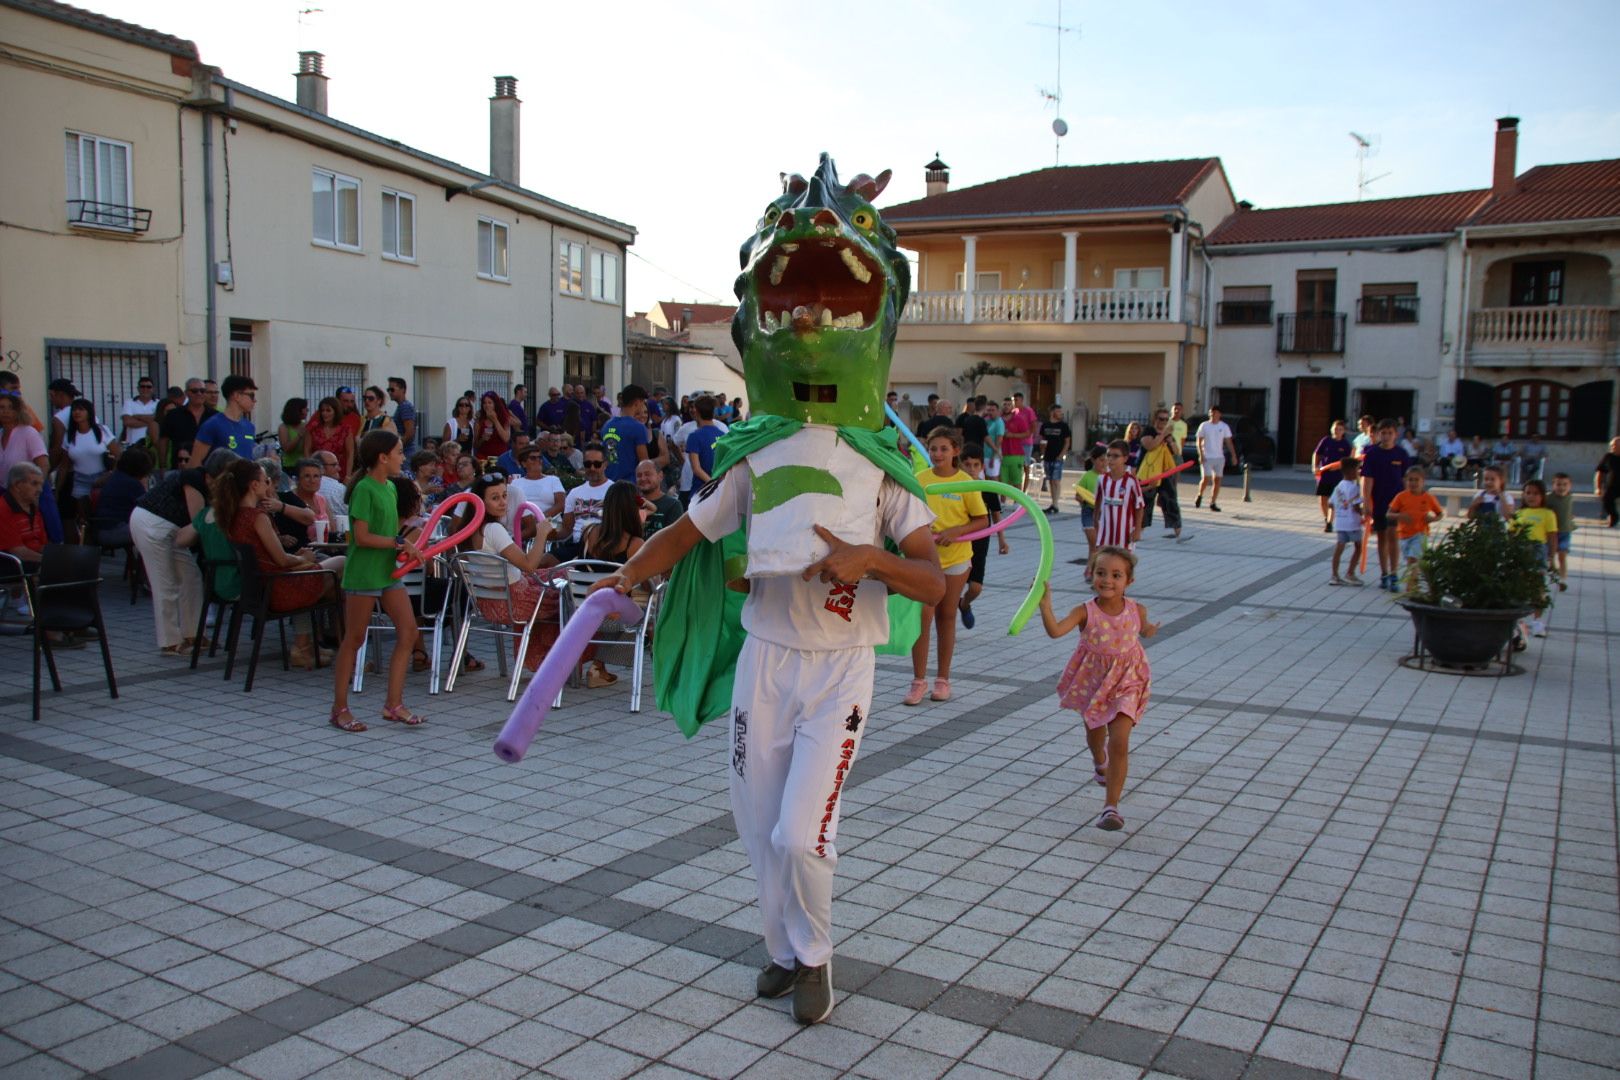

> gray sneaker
[791,961,835,1024]
[756,960,799,999]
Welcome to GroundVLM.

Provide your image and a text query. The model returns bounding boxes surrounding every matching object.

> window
[304,362,366,405]
[564,352,604,389]
[312,168,360,250]
[65,132,141,230]
[558,241,584,295]
[47,340,166,433]
[590,251,620,303]
[1497,379,1570,439]
[229,321,254,381]
[472,369,511,400]
[381,190,415,261]
[1114,268,1165,290]
[478,218,509,280]
[952,271,1002,291]
[1358,282,1419,324]
[1510,261,1563,306]
[1218,285,1273,326]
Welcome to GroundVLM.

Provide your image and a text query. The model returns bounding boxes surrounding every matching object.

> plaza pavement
[0,477,1615,1080]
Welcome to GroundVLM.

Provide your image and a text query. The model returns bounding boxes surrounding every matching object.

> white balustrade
[1470,305,1615,347]
[901,287,1173,325]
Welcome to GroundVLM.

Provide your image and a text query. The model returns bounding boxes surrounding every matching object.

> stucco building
[879,156,1236,435]
[0,0,634,441]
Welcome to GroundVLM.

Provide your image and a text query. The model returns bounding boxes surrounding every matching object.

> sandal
[411,648,431,673]
[330,707,367,733]
[381,703,427,726]
[463,654,485,672]
[1097,808,1124,831]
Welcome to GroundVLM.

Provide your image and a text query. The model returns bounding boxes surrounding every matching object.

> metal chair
[352,556,451,695]
[189,550,240,669]
[545,559,664,713]
[22,544,117,723]
[221,543,342,692]
[445,551,545,701]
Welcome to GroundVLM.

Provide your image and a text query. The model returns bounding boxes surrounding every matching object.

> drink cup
[312,519,329,543]
[335,514,349,538]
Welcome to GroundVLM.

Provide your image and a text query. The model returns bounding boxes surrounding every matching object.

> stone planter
[1399,600,1533,669]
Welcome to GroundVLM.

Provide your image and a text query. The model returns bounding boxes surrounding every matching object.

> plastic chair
[221,543,342,692]
[25,544,117,723]
[545,559,664,713]
[445,551,542,701]
[352,556,451,695]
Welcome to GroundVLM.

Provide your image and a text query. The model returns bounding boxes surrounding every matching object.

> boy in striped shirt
[1095,440,1144,551]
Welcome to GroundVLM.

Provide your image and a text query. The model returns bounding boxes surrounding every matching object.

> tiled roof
[2,0,200,59]
[1207,190,1489,246]
[882,159,1223,221]
[649,301,736,326]
[1467,159,1620,226]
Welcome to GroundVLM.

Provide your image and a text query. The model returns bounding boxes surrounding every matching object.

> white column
[1168,226,1186,323]
[1062,231,1078,322]
[963,235,978,325]
[1162,348,1180,407]
[1059,350,1077,411]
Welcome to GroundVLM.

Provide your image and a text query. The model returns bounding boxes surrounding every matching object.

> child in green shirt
[1546,472,1576,591]
[329,430,428,732]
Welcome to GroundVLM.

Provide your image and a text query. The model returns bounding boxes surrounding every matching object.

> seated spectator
[636,458,682,537]
[496,432,531,477]
[442,454,476,497]
[557,433,584,472]
[458,473,558,673]
[284,458,331,547]
[1,461,48,569]
[1491,435,1517,465]
[1521,436,1547,480]
[215,459,343,669]
[411,451,444,501]
[91,446,153,546]
[314,451,350,520]
[1437,429,1465,480]
[510,447,566,520]
[259,460,316,550]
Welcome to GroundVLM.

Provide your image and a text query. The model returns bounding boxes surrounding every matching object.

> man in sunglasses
[120,377,160,447]
[190,374,257,462]
[538,386,568,432]
[557,442,612,561]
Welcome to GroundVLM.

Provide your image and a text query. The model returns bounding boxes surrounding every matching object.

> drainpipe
[202,108,217,380]
[1456,228,1470,382]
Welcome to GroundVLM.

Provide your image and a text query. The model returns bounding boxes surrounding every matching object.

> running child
[957,443,1002,629]
[1386,466,1443,592]
[1329,457,1365,586]
[1094,440,1144,552]
[1039,546,1158,832]
[1546,473,1575,590]
[907,428,988,705]
[1513,479,1559,639]
[1073,445,1106,573]
[1466,464,1515,520]
[329,430,429,732]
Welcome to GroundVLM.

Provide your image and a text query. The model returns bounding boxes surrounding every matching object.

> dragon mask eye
[763,206,782,225]
[851,210,874,230]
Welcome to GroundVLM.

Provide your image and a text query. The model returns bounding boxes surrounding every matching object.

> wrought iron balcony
[1276,312,1346,354]
[67,200,152,233]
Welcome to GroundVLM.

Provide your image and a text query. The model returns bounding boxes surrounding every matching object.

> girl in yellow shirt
[1513,479,1558,639]
[907,428,988,705]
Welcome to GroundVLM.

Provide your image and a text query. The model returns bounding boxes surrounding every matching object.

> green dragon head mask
[732,153,910,429]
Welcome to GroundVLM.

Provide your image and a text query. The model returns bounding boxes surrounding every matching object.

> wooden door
[1025,368,1056,415]
[1296,271,1337,352]
[1294,378,1332,463]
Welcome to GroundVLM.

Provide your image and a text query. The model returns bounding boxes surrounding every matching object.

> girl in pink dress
[1041,545,1159,831]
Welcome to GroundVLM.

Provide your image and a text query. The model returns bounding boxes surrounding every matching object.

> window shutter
[478,221,493,275]
[381,193,398,256]
[1223,286,1271,301]
[398,197,413,259]
[64,134,82,199]
[1454,379,1496,438]
[107,142,129,206]
[1569,380,1614,443]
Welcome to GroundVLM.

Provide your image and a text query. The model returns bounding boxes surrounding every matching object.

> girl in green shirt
[329,430,427,733]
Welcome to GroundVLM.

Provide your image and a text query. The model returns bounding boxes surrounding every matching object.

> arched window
[1496,379,1570,439]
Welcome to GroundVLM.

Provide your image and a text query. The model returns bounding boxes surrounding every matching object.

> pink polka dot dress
[1056,599,1151,730]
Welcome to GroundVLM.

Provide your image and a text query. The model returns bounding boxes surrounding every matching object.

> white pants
[130,507,202,649]
[729,637,874,969]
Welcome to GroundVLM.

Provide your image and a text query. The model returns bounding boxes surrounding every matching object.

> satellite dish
[1052,118,1069,137]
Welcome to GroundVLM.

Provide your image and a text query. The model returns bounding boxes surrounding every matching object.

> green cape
[654,417,925,736]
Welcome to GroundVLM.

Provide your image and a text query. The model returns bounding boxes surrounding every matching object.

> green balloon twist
[927,479,1053,635]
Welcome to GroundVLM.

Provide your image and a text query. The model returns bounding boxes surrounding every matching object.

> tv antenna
[297,6,324,48]
[1349,131,1390,200]
[1030,1,1080,164]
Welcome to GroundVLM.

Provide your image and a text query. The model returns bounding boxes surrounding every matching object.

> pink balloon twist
[393,491,485,578]
[955,505,1026,543]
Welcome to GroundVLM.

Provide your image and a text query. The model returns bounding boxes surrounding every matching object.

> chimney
[295,52,327,114]
[925,154,950,197]
[490,76,520,186]
[1492,116,1519,197]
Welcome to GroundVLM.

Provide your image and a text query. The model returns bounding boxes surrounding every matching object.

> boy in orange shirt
[1387,466,1443,593]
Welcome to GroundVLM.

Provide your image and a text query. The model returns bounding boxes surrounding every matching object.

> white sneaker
[1530,619,1547,638]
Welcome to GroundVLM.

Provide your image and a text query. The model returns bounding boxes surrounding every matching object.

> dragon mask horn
[844,170,892,202]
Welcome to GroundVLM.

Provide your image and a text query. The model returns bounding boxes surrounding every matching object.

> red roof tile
[882,159,1223,222]
[648,301,736,326]
[1467,159,1620,226]
[3,0,200,59]
[1207,190,1489,246]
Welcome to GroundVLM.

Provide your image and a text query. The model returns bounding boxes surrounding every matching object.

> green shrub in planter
[1411,517,1549,612]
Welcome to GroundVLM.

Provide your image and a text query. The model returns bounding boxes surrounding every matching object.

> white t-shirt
[1196,420,1232,460]
[480,521,524,582]
[1330,480,1362,531]
[121,397,159,443]
[563,479,613,542]
[672,418,729,490]
[510,475,565,516]
[685,461,933,651]
[61,424,116,479]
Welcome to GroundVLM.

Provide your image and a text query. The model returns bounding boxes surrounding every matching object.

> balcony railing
[67,199,152,232]
[1276,312,1346,354]
[1470,305,1614,347]
[902,287,1172,325]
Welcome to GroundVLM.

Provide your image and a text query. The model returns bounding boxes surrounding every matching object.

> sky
[85,0,1620,312]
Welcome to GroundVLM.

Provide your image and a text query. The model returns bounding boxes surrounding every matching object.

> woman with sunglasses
[557,443,612,562]
[359,386,396,437]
